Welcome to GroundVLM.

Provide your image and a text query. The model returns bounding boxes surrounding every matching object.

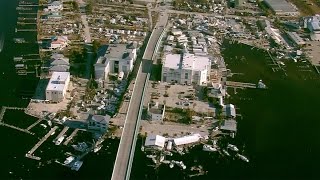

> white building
[161,53,211,86]
[48,1,63,12]
[50,36,69,50]
[173,134,201,146]
[304,15,320,41]
[87,114,110,133]
[222,104,236,118]
[45,72,70,102]
[145,134,166,150]
[147,102,165,122]
[94,43,137,81]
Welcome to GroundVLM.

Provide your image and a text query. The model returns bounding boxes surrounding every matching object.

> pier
[0,122,34,135]
[15,28,37,32]
[54,126,69,141]
[0,106,7,122]
[226,81,257,89]
[63,129,79,145]
[26,126,58,161]
[26,118,42,131]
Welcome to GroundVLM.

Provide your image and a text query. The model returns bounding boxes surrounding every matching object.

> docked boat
[159,155,165,162]
[72,142,88,152]
[169,162,174,168]
[93,145,103,153]
[227,144,239,152]
[63,156,75,165]
[175,161,186,170]
[222,149,230,156]
[71,161,83,171]
[55,136,65,145]
[236,154,249,163]
[203,144,218,152]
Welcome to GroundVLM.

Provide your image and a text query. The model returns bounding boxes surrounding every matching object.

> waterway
[0,0,118,179]
[130,41,320,179]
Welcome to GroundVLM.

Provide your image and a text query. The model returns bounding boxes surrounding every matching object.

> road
[111,61,150,180]
[80,15,91,43]
[111,8,169,180]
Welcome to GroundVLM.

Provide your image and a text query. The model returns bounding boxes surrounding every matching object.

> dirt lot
[144,82,215,114]
[304,41,320,66]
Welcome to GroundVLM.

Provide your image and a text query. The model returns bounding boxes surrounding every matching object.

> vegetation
[83,78,98,101]
[289,0,315,15]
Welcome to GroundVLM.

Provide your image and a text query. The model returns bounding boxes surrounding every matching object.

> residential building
[87,114,110,133]
[145,134,166,150]
[161,53,211,85]
[50,36,69,50]
[173,134,201,146]
[48,1,63,12]
[263,0,299,16]
[220,120,237,132]
[49,53,70,74]
[147,102,165,122]
[94,43,137,80]
[222,104,236,118]
[45,72,70,102]
[304,15,320,41]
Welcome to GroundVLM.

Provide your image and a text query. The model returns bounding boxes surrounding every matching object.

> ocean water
[0,1,118,179]
[130,42,320,180]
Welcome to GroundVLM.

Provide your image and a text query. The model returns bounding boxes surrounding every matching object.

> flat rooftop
[264,0,298,13]
[163,53,210,71]
[46,72,70,92]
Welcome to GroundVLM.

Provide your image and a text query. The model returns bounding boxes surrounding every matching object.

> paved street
[111,61,150,180]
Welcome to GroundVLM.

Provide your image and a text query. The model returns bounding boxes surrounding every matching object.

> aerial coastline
[1,0,320,179]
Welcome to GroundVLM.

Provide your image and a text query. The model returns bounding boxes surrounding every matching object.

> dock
[54,126,69,141]
[63,129,79,145]
[226,81,257,89]
[26,126,58,160]
[0,122,34,135]
[26,118,42,131]
[0,106,7,122]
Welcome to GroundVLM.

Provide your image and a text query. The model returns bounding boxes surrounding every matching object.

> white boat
[203,144,218,152]
[93,145,103,153]
[40,124,47,128]
[63,156,75,165]
[146,155,156,159]
[227,144,239,152]
[169,162,174,168]
[175,161,186,170]
[71,161,83,171]
[159,155,165,162]
[222,149,230,156]
[55,136,65,145]
[163,151,173,156]
[236,154,249,162]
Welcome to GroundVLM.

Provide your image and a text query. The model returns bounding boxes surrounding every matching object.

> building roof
[91,115,110,125]
[49,1,62,6]
[96,43,137,65]
[173,134,201,146]
[46,72,70,92]
[263,0,298,14]
[163,53,210,71]
[223,104,236,117]
[49,65,69,72]
[145,135,166,148]
[148,102,165,114]
[51,58,69,66]
[220,120,237,132]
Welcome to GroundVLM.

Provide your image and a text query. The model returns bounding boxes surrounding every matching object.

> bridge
[111,9,169,180]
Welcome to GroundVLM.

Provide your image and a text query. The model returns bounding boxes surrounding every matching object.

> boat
[13,38,26,43]
[203,144,218,152]
[227,144,239,152]
[93,145,103,153]
[146,155,156,159]
[72,142,88,152]
[175,161,186,170]
[236,154,249,162]
[169,162,174,168]
[71,161,83,171]
[63,156,75,165]
[55,136,65,145]
[222,149,230,156]
[159,155,165,162]
[0,32,4,53]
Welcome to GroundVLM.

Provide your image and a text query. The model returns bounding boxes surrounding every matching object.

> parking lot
[144,82,215,114]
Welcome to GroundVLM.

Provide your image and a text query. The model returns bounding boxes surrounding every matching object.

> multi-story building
[161,53,211,86]
[45,72,70,102]
[87,114,110,133]
[47,1,63,12]
[147,102,165,122]
[94,43,137,81]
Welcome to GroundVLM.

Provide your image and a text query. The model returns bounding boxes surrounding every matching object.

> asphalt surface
[111,10,168,180]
